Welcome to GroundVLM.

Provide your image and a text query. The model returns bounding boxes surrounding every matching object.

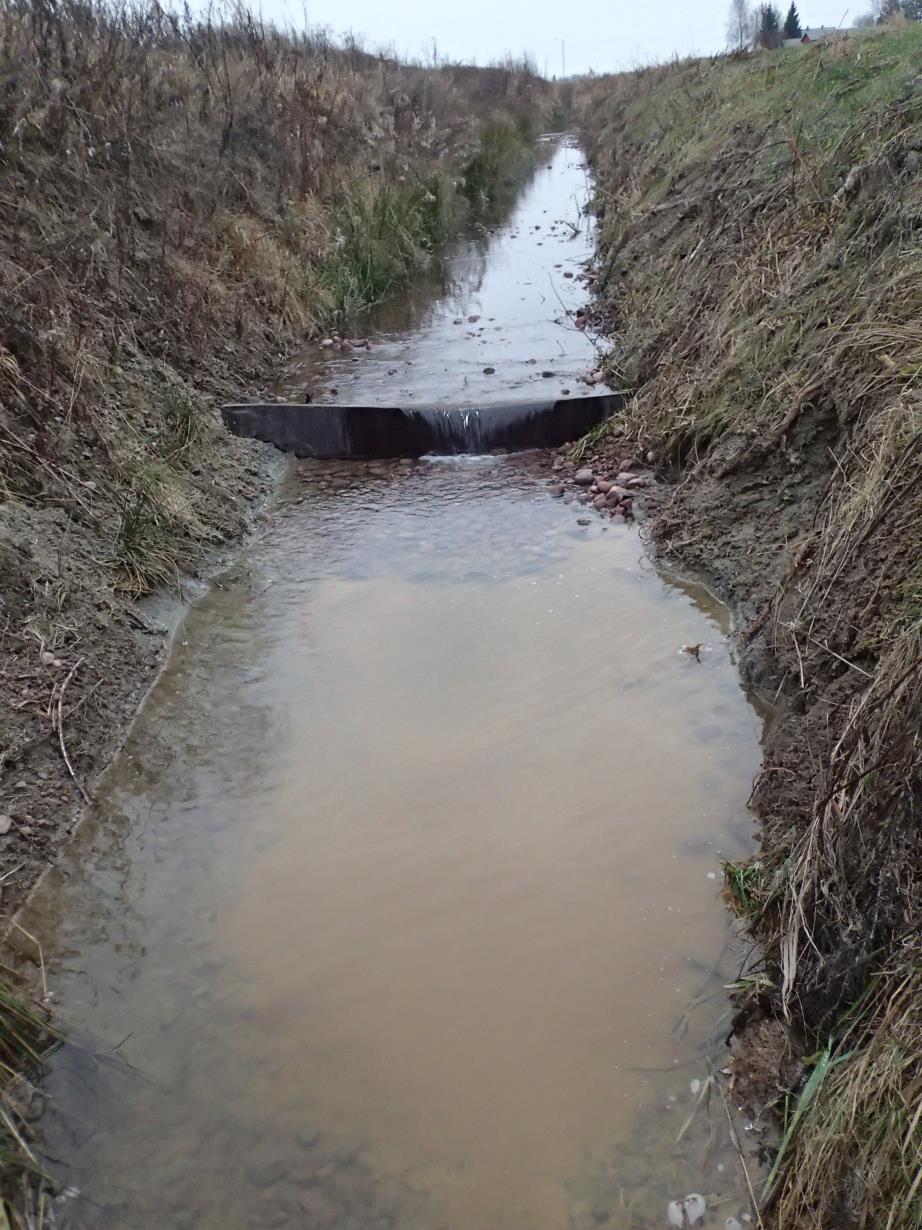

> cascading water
[222,393,623,458]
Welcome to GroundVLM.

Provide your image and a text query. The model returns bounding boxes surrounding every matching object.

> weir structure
[222,393,624,459]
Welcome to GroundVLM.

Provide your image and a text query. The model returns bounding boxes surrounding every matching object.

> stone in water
[667,1194,707,1227]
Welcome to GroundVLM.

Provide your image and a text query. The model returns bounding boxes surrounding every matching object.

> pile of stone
[570,464,653,524]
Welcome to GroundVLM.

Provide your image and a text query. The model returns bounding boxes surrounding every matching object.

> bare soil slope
[575,29,922,1227]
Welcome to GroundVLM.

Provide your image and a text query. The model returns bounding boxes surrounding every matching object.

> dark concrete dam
[221,393,624,458]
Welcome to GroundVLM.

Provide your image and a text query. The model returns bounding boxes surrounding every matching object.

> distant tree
[783,1,804,36]
[903,0,922,17]
[852,9,877,23]
[756,3,784,46]
[726,0,757,48]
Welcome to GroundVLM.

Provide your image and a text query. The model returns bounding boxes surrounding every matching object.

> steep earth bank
[0,3,551,1209]
[0,0,551,915]
[573,27,922,1227]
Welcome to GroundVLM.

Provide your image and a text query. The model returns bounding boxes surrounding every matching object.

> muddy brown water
[26,140,764,1230]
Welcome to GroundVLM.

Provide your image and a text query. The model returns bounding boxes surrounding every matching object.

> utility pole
[557,38,566,78]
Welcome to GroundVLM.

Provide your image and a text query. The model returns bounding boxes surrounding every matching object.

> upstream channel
[26,139,763,1230]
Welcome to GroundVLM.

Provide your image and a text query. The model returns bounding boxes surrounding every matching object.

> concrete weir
[221,393,624,459]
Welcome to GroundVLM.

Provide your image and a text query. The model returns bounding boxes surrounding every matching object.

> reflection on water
[279,137,607,409]
[28,459,761,1230]
[25,138,763,1230]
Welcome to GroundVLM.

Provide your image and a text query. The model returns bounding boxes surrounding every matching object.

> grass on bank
[462,116,541,203]
[575,24,922,1229]
[312,114,545,318]
[312,170,464,318]
[581,23,922,459]
[761,966,921,1227]
[723,859,766,920]
[0,968,58,1227]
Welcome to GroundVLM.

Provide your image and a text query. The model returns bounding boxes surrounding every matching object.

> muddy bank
[0,0,553,927]
[0,441,283,915]
[573,29,922,1225]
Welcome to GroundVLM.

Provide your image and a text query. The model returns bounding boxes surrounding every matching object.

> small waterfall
[222,394,623,459]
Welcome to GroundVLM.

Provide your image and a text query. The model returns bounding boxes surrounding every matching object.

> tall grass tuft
[318,172,464,317]
[463,117,540,204]
[114,465,189,594]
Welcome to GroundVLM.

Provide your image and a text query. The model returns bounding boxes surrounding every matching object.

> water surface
[279,135,605,407]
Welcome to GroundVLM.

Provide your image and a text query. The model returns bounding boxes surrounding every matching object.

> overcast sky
[260,0,857,74]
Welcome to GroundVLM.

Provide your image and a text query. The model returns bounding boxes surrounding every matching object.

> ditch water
[26,139,764,1230]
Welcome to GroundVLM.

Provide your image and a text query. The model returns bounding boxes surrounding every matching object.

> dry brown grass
[770,959,922,1227]
[0,7,552,1216]
[575,28,922,1229]
[0,0,549,588]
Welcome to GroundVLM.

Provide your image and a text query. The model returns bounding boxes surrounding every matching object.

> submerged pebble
[668,1193,707,1226]
[686,1194,707,1224]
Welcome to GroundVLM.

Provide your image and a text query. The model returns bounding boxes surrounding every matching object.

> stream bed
[26,139,764,1230]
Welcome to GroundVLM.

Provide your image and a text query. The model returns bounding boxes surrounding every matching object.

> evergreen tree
[757,2,783,45]
[783,1,804,37]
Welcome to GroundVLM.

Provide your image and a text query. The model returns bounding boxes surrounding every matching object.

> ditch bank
[573,28,922,1227]
[0,4,549,917]
[0,1,552,1212]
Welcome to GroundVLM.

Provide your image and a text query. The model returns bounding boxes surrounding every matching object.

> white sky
[261,0,857,74]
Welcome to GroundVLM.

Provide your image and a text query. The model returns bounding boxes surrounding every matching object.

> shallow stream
[27,139,763,1230]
